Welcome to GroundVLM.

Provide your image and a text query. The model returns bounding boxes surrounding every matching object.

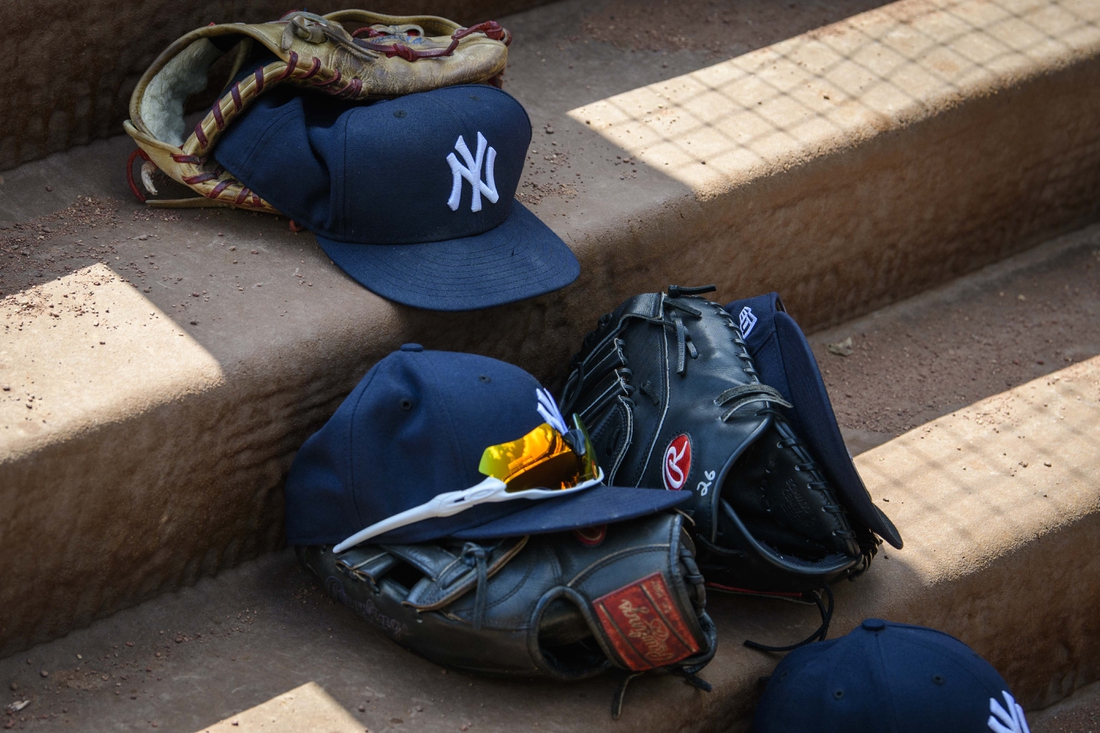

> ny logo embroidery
[988,691,1030,733]
[739,306,758,339]
[446,132,499,213]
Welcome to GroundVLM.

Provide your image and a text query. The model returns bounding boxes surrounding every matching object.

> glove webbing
[569,291,704,387]
[756,406,858,545]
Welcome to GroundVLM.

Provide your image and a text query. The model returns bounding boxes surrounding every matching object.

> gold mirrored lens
[572,414,598,482]
[478,417,600,493]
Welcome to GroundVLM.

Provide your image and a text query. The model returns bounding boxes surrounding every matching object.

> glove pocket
[386,537,527,611]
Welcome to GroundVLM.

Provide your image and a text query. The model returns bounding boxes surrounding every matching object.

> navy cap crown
[754,620,1027,732]
[217,85,529,246]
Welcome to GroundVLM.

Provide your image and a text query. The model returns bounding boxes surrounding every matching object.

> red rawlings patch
[662,434,692,490]
[594,572,700,671]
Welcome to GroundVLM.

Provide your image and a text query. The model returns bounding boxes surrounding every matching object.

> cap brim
[450,485,691,540]
[315,202,579,312]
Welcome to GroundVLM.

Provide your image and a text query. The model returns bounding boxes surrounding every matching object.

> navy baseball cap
[725,293,903,550]
[755,619,1031,732]
[214,84,579,311]
[284,345,690,545]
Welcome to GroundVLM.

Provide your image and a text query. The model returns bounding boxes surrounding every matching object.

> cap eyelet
[393,110,407,119]
[932,674,945,685]
[478,375,491,383]
[399,398,413,411]
[833,689,845,700]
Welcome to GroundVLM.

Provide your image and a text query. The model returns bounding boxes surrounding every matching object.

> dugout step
[1,220,1098,729]
[2,0,1100,677]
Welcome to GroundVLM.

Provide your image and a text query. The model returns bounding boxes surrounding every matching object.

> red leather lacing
[183,172,217,185]
[351,26,389,39]
[208,180,231,197]
[126,148,152,203]
[277,52,299,81]
[703,583,803,598]
[340,77,363,98]
[301,57,322,79]
[350,20,509,60]
[312,68,341,87]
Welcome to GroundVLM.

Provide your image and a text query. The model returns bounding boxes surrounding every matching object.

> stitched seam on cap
[417,353,473,494]
[347,363,383,530]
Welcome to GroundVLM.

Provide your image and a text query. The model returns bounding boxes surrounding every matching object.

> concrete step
[1,221,1098,731]
[3,0,1100,658]
[1031,680,1100,733]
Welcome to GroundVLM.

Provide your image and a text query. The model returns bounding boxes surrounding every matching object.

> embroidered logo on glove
[594,572,700,671]
[663,435,692,491]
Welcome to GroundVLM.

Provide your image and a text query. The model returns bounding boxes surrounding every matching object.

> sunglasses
[333,391,602,553]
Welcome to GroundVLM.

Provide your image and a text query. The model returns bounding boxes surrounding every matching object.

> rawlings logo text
[617,598,675,663]
[325,576,410,639]
[593,573,701,672]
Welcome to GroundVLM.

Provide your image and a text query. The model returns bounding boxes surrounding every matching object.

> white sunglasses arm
[332,467,604,554]
[333,476,508,553]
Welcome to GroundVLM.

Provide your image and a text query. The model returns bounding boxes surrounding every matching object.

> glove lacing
[460,543,490,631]
[610,667,713,720]
[743,584,835,653]
[759,406,859,546]
[715,383,791,421]
[619,298,705,375]
[708,294,861,556]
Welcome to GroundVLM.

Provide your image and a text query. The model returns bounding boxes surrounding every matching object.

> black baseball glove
[297,511,716,714]
[558,286,901,645]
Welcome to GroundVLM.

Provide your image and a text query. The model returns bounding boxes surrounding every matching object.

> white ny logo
[446,132,500,213]
[988,691,1030,733]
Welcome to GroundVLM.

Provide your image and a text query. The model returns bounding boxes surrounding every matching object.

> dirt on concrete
[808,227,1100,454]
[2,222,1100,731]
[581,0,890,58]
[1032,681,1100,733]
[0,197,123,299]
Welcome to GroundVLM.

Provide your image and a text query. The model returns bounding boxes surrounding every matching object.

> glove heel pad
[720,421,858,561]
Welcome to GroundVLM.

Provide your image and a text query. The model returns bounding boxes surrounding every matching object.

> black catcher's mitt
[558,286,900,625]
[297,512,716,713]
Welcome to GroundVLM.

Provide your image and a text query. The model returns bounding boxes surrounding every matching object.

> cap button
[862,618,887,631]
[400,343,424,352]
